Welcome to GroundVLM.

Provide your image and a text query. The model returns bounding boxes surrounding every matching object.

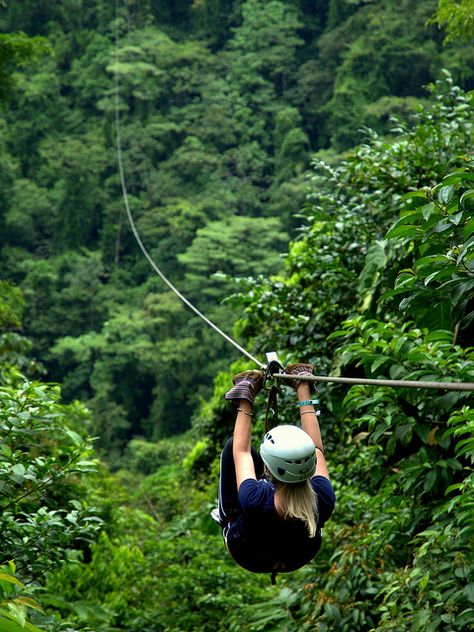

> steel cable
[112,2,474,391]
[113,8,264,369]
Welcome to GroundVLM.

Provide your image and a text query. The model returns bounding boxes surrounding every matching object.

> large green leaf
[0,613,44,632]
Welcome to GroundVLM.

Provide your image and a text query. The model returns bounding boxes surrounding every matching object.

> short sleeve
[311,476,336,526]
[238,478,270,512]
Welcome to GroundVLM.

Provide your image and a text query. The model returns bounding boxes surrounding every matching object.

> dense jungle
[0,0,473,630]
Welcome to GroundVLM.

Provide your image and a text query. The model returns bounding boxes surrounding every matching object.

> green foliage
[123,434,192,475]
[318,178,474,627]
[384,164,474,334]
[2,0,472,457]
[231,75,473,361]
[43,504,272,632]
[0,370,102,581]
[50,283,207,447]
[35,133,108,250]
[215,73,474,631]
[0,2,473,631]
[0,32,50,102]
[178,215,287,299]
[273,106,310,182]
[19,252,107,346]
[228,0,304,95]
[0,281,24,330]
[0,561,44,632]
[430,0,474,43]
[0,281,44,379]
[299,1,436,148]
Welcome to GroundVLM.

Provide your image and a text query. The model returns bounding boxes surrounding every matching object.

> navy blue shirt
[226,476,335,573]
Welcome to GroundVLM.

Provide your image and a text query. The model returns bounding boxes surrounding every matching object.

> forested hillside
[0,1,473,630]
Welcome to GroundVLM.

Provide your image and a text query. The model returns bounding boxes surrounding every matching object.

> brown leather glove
[224,370,263,405]
[285,363,316,393]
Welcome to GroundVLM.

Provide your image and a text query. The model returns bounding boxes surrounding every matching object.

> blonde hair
[266,469,319,537]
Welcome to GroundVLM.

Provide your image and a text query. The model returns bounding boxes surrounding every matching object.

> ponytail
[281,479,318,537]
[264,466,319,537]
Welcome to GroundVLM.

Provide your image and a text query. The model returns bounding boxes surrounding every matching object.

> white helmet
[260,425,316,483]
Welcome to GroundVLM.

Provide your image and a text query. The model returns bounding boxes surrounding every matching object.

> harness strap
[264,384,280,434]
[263,356,284,434]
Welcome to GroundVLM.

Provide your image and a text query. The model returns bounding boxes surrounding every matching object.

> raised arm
[232,399,257,488]
[296,380,330,480]
[224,370,263,489]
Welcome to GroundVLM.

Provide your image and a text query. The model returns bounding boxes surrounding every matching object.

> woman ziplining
[212,362,335,583]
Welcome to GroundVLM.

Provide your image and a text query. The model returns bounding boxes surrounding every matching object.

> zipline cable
[112,3,474,392]
[273,373,474,391]
[112,7,265,370]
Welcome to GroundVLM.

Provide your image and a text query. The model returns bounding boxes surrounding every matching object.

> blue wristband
[297,399,319,407]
